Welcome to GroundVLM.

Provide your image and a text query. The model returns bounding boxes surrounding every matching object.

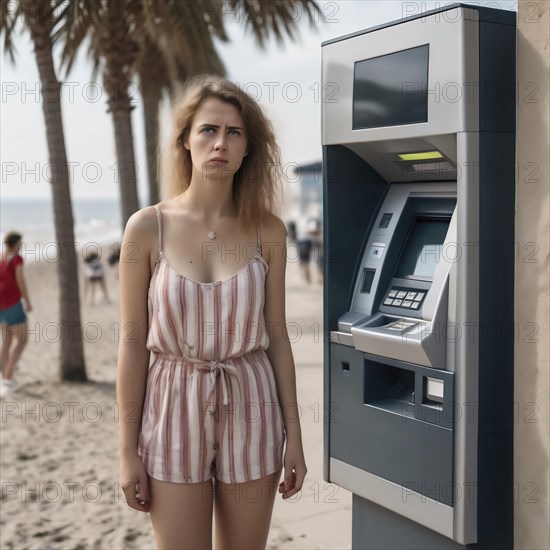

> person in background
[107,243,121,280]
[0,231,32,389]
[295,217,313,284]
[83,250,111,305]
[286,220,297,243]
[308,217,323,285]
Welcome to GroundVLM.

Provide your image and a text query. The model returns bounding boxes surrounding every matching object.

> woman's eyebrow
[198,123,244,131]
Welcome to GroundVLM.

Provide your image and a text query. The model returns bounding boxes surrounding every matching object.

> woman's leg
[2,321,27,381]
[0,322,14,375]
[148,477,214,550]
[213,468,282,550]
[90,280,97,305]
[99,277,111,303]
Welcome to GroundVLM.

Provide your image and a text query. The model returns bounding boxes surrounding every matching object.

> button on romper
[137,205,286,484]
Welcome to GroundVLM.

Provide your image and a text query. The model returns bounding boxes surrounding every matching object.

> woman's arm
[263,214,303,442]
[116,208,155,457]
[263,214,307,499]
[14,263,31,309]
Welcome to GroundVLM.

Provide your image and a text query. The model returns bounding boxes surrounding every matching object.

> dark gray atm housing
[322,4,515,549]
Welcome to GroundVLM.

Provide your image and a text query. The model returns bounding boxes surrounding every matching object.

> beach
[0,242,351,550]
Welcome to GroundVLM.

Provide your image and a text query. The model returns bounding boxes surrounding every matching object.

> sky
[0,0,518,201]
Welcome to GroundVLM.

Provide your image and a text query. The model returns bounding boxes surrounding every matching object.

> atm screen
[394,218,449,281]
[353,44,429,129]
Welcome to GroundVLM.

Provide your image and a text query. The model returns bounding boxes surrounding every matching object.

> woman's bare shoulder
[260,212,287,265]
[124,205,160,238]
[261,212,287,242]
[121,204,165,265]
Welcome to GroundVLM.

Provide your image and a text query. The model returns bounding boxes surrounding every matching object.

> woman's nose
[214,133,228,150]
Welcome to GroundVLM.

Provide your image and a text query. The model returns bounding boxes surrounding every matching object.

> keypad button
[388,290,398,298]
[392,299,403,306]
[396,291,407,299]
[384,298,394,306]
[406,292,417,300]
[410,301,420,309]
[402,300,412,308]
[414,292,425,301]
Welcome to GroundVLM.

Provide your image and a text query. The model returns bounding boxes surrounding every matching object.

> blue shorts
[0,301,27,326]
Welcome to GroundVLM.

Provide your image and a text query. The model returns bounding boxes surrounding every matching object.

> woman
[117,75,307,549]
[0,231,32,389]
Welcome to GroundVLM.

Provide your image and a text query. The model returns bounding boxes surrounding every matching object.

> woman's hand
[120,451,151,512]
[278,435,307,500]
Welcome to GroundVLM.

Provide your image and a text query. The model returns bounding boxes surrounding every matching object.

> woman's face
[184,96,249,181]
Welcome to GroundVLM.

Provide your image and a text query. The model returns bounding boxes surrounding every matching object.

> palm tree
[135,37,172,207]
[230,0,322,48]
[55,0,141,228]
[1,0,87,382]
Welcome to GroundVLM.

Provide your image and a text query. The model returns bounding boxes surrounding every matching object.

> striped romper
[137,205,286,484]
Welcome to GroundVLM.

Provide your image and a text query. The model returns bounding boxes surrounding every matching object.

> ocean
[1,198,123,263]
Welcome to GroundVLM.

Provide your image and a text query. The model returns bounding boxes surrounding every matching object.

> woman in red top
[0,231,32,387]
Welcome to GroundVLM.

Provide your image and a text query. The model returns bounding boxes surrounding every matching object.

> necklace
[183,194,229,240]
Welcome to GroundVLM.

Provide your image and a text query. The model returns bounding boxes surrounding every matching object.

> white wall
[515,2,550,548]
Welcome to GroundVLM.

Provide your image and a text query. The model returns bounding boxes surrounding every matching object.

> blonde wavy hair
[159,74,285,233]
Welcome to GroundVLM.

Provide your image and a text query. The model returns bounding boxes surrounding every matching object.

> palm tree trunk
[27,19,87,382]
[108,102,140,227]
[142,87,161,206]
[101,13,141,228]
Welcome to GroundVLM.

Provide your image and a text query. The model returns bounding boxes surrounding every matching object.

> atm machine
[322,4,515,549]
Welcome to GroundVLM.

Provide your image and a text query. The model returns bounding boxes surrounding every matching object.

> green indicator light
[398,151,444,161]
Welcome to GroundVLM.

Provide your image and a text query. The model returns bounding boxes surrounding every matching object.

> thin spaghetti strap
[256,223,262,256]
[154,205,163,261]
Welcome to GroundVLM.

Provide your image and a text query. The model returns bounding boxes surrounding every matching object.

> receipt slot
[322,4,515,549]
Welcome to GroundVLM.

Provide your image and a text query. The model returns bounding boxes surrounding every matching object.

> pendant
[208,231,216,240]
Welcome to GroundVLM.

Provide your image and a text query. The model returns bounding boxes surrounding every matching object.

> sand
[0,243,351,549]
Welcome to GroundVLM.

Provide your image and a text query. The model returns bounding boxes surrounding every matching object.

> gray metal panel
[352,496,464,550]
[322,8,480,144]
[479,22,517,132]
[330,343,454,505]
[453,132,480,544]
[321,3,515,47]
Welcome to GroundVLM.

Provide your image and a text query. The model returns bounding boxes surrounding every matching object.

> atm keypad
[383,288,427,310]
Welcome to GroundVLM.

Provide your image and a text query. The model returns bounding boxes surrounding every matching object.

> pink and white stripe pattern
[137,205,285,484]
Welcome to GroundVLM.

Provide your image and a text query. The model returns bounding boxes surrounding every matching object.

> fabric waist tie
[154,352,240,415]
